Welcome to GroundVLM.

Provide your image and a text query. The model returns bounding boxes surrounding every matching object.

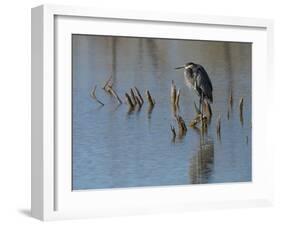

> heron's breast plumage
[184,70,194,90]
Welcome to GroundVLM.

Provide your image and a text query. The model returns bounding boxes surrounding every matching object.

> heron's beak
[174,66,184,70]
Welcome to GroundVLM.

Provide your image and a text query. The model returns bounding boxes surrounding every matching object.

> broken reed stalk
[239,97,244,115]
[146,90,155,106]
[176,115,187,136]
[171,104,177,117]
[216,115,221,138]
[134,87,144,104]
[130,88,137,106]
[135,95,142,108]
[170,80,177,105]
[179,116,187,131]
[102,75,115,97]
[104,85,113,94]
[170,80,181,109]
[170,124,176,138]
[107,86,122,104]
[90,85,104,106]
[239,98,244,126]
[102,75,113,90]
[125,92,134,109]
[175,88,181,107]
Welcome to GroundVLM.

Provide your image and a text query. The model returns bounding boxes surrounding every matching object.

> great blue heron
[175,62,213,117]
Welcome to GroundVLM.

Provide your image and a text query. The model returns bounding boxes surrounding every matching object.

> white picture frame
[31,4,274,221]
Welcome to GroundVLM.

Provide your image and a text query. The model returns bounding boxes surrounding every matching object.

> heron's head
[174,62,195,71]
[174,62,195,86]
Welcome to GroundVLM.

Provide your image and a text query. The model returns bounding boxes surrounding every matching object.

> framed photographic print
[31,4,274,221]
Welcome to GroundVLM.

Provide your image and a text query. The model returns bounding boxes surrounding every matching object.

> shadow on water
[146,39,159,69]
[111,37,117,83]
[223,43,234,123]
[189,134,214,184]
[127,107,134,115]
[147,104,154,120]
[240,111,244,127]
[137,39,144,69]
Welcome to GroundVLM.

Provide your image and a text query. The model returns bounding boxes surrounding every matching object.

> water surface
[72,35,252,190]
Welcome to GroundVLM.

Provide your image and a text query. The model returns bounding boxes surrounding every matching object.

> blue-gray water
[72,35,252,190]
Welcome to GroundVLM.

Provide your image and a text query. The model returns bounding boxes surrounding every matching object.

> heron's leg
[200,93,204,129]
[198,97,202,115]
[201,93,204,117]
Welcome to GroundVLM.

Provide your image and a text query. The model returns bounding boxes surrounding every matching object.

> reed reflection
[111,37,117,82]
[146,39,159,69]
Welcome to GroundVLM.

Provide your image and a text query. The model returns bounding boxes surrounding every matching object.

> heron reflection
[189,135,214,184]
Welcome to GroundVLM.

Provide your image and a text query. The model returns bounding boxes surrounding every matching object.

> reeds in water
[125,92,134,109]
[130,88,137,106]
[124,87,144,112]
[108,86,122,104]
[175,88,181,107]
[216,115,221,140]
[239,97,244,115]
[90,85,104,106]
[102,75,122,104]
[239,97,244,126]
[135,95,142,108]
[176,115,187,137]
[134,87,144,105]
[102,75,113,91]
[170,124,176,142]
[170,80,177,105]
[170,80,181,108]
[145,90,155,106]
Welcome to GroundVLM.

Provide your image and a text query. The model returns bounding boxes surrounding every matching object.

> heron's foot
[189,113,209,128]
[189,113,202,127]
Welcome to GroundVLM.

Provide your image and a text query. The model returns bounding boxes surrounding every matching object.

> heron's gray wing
[196,66,213,90]
[194,66,213,102]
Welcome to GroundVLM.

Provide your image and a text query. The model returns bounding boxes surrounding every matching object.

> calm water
[72,35,252,190]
